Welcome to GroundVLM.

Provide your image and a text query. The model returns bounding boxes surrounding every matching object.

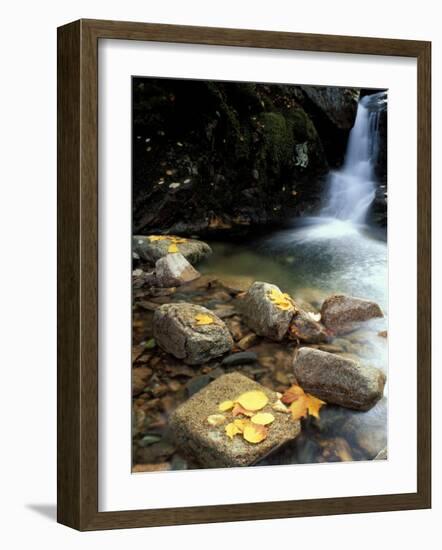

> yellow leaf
[289,395,308,421]
[194,313,215,326]
[305,393,326,418]
[251,412,275,425]
[233,419,249,432]
[168,243,179,253]
[207,414,226,426]
[236,390,269,411]
[272,399,290,414]
[281,384,305,405]
[225,422,241,439]
[148,235,167,242]
[243,423,268,444]
[232,403,255,417]
[218,400,234,412]
[267,288,295,311]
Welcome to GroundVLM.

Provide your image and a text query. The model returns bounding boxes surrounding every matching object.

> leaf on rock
[168,243,179,253]
[232,403,255,417]
[207,414,226,426]
[267,288,295,311]
[225,422,241,439]
[281,384,305,405]
[305,393,326,418]
[236,390,269,411]
[148,235,167,242]
[194,313,215,326]
[272,399,290,414]
[218,400,235,412]
[243,423,268,444]
[233,418,249,432]
[251,412,275,425]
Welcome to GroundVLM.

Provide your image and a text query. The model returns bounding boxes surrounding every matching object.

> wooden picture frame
[57,18,431,531]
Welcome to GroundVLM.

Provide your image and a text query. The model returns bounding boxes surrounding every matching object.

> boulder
[288,309,328,343]
[155,253,200,287]
[300,86,359,130]
[240,282,295,341]
[152,303,233,365]
[170,372,301,468]
[293,347,386,411]
[320,294,384,334]
[133,235,212,266]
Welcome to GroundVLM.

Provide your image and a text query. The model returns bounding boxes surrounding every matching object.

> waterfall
[321,91,386,224]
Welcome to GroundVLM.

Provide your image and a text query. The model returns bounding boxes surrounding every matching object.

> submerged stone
[170,372,301,468]
[153,303,233,365]
[133,235,212,266]
[293,347,386,411]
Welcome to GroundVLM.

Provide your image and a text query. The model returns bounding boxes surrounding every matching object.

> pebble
[221,351,258,366]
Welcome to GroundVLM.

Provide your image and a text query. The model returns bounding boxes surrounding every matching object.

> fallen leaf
[218,400,235,412]
[233,419,249,432]
[267,288,295,311]
[194,313,215,325]
[168,243,179,253]
[281,384,305,405]
[251,412,275,425]
[289,395,308,420]
[225,422,241,439]
[305,393,326,418]
[148,235,167,242]
[243,423,268,444]
[232,403,255,417]
[207,414,226,426]
[272,399,290,414]
[236,390,269,411]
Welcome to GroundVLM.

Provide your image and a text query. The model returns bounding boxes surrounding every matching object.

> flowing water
[200,92,388,463]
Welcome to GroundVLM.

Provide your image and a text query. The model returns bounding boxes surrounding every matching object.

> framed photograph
[57,19,431,530]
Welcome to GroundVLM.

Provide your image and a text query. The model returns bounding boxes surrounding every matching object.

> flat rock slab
[320,294,383,335]
[293,347,386,411]
[153,303,233,365]
[241,282,294,341]
[155,253,200,287]
[133,235,212,266]
[170,372,301,468]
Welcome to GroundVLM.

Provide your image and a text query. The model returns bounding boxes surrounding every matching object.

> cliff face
[133,79,360,237]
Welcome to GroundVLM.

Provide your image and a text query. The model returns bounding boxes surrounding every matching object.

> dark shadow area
[26,504,57,522]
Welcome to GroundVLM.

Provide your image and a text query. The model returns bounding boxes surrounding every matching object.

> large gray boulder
[300,86,359,130]
[155,253,200,287]
[293,347,386,411]
[241,282,294,341]
[153,303,233,365]
[320,294,384,335]
[133,235,212,266]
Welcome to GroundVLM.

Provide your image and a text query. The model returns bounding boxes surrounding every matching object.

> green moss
[258,112,294,173]
[290,107,319,142]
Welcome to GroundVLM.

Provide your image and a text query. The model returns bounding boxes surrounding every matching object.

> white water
[321,92,385,224]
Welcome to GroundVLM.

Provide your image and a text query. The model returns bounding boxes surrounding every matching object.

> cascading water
[321,91,386,224]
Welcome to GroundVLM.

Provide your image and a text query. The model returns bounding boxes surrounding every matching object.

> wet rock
[288,309,328,343]
[133,268,156,288]
[185,374,213,397]
[221,351,258,367]
[237,333,260,350]
[133,235,212,266]
[241,282,294,341]
[132,367,153,396]
[217,274,254,293]
[153,303,233,365]
[155,253,200,287]
[320,294,384,335]
[293,347,386,411]
[300,86,359,130]
[170,372,301,468]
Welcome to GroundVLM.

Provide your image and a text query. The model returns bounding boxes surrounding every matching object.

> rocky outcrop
[241,282,295,341]
[293,347,386,411]
[241,282,328,343]
[152,303,233,365]
[300,86,360,130]
[133,235,211,266]
[170,372,301,467]
[320,294,383,334]
[155,253,200,287]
